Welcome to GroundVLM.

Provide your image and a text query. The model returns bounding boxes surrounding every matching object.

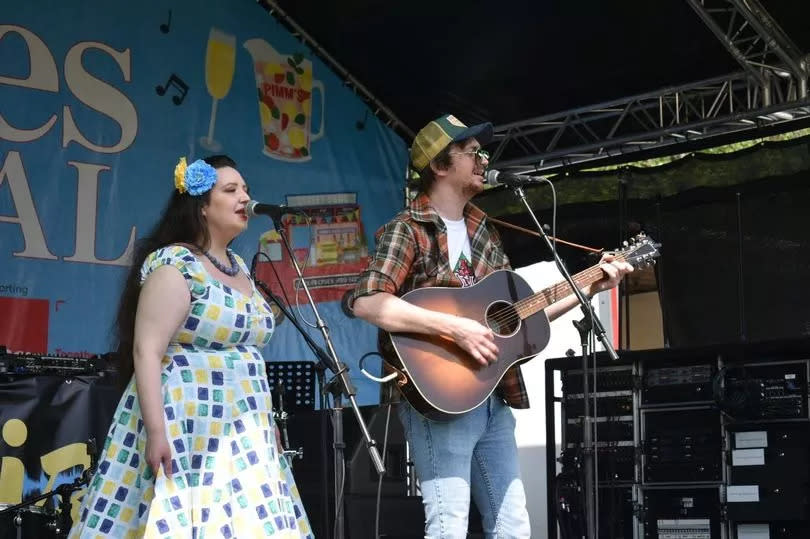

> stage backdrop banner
[0,1,407,405]
[0,373,120,520]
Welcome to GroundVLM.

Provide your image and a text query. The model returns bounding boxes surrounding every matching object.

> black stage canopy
[273,0,810,135]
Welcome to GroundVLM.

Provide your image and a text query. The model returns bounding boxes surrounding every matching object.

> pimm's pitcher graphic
[244,39,325,161]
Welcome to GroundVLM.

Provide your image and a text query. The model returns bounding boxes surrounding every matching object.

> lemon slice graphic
[260,101,272,128]
[289,126,306,149]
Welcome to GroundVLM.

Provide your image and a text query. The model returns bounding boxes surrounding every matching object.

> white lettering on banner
[1,152,137,265]
[0,151,57,260]
[0,26,138,151]
[63,161,136,266]
[63,42,137,153]
[0,25,59,142]
[0,25,140,267]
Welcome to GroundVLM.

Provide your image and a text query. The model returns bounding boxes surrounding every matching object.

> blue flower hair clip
[173,157,217,196]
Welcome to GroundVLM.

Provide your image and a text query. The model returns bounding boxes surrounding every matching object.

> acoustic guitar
[388,234,660,420]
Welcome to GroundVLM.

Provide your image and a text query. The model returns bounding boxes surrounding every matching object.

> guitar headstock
[617,233,661,269]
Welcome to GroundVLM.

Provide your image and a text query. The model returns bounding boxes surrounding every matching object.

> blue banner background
[0,0,407,406]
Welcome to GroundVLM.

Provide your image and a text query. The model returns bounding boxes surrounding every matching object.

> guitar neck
[516,253,627,319]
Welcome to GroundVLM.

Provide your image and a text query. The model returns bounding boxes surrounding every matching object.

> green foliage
[587,127,810,172]
[476,127,810,217]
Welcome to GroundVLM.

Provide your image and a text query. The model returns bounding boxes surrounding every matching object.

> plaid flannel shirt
[350,193,530,410]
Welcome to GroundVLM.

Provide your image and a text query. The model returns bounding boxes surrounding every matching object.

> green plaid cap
[410,114,493,172]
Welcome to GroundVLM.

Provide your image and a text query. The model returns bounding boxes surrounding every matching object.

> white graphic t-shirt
[441,216,476,287]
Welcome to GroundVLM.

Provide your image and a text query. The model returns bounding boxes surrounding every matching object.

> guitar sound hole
[485,301,520,336]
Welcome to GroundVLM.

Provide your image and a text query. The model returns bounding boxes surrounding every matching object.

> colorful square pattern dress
[69,245,313,538]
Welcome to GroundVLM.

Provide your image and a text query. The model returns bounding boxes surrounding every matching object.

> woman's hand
[146,431,173,478]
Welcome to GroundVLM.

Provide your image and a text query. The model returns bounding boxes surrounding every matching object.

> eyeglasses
[448,148,490,162]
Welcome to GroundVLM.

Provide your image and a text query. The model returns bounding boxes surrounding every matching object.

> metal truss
[686,0,807,96]
[489,72,810,173]
[491,0,810,173]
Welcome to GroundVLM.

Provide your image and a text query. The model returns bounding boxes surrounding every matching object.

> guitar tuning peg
[622,241,629,248]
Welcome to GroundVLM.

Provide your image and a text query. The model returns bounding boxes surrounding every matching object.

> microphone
[245,200,287,220]
[485,169,545,187]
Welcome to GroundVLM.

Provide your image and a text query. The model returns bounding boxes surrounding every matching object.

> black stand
[273,380,304,462]
[253,277,333,537]
[510,184,619,539]
[0,439,97,537]
[252,213,385,539]
[572,315,597,539]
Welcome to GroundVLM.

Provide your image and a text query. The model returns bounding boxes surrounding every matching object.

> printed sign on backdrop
[255,192,369,305]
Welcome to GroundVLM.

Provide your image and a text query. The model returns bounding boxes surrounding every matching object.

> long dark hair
[114,155,237,386]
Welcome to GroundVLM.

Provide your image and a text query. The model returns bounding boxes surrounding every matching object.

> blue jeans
[397,395,531,539]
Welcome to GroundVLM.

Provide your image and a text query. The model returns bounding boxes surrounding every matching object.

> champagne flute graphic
[199,28,236,152]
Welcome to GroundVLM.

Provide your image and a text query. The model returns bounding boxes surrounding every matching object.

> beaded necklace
[203,249,239,276]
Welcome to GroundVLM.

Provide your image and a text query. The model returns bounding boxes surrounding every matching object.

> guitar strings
[483,254,629,330]
[487,252,631,327]
[485,267,602,328]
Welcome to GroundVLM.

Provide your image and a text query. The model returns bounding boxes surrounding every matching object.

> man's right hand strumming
[354,292,500,367]
[446,316,499,366]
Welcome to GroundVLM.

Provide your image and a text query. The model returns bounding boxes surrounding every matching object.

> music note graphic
[160,9,172,33]
[155,73,189,105]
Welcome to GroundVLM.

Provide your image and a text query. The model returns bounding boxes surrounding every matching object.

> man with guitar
[350,114,633,538]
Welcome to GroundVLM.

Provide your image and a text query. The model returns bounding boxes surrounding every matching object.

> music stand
[265,360,317,411]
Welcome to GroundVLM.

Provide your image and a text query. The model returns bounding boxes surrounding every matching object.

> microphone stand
[253,277,332,538]
[509,185,619,539]
[273,380,304,462]
[254,213,385,539]
[572,314,597,539]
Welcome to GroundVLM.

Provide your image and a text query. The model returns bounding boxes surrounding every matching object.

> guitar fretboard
[514,252,629,319]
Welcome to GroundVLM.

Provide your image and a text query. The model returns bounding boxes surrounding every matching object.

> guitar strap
[486,216,603,253]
